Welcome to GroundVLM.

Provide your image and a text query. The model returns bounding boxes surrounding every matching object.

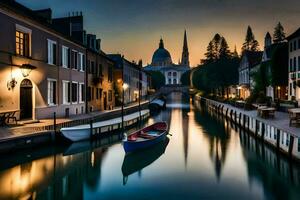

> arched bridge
[157,85,190,96]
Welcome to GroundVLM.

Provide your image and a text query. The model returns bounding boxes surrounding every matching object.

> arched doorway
[20,79,33,120]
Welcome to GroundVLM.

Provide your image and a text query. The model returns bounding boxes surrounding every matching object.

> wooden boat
[60,109,150,142]
[122,137,169,180]
[123,122,168,153]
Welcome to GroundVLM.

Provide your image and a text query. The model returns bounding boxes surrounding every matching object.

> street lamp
[20,64,36,77]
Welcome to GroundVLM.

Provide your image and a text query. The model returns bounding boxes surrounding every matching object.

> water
[0,92,300,200]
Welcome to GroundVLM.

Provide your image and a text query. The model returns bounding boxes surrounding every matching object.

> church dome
[151,38,172,66]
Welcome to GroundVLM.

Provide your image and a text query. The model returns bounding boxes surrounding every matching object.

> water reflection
[121,137,170,185]
[0,92,299,199]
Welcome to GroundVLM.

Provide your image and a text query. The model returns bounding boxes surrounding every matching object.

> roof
[107,54,142,71]
[0,0,85,47]
[242,51,263,68]
[151,39,172,64]
[286,27,300,41]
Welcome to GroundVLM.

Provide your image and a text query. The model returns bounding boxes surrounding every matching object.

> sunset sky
[18,0,300,67]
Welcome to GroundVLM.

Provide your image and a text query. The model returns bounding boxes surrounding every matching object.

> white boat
[60,109,150,142]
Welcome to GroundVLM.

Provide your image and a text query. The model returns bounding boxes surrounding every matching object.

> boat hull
[61,129,90,142]
[123,122,168,153]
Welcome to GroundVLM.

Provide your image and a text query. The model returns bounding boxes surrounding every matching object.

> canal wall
[0,102,149,154]
[197,96,300,161]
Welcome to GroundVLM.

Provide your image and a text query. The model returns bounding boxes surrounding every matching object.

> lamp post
[122,82,129,133]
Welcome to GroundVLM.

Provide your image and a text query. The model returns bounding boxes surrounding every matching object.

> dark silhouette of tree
[273,22,286,43]
[202,34,232,63]
[148,71,165,90]
[242,26,259,52]
[180,70,191,86]
[202,41,215,64]
[219,37,231,59]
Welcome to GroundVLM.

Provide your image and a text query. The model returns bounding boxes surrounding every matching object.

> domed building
[144,31,190,85]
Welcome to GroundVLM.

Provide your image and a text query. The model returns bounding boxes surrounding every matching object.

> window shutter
[68,49,71,68]
[68,82,71,103]
[82,55,86,71]
[53,81,56,104]
[53,43,57,65]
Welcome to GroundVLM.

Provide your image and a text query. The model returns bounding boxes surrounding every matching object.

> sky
[17,0,300,67]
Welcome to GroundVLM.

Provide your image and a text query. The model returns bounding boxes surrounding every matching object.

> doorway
[20,79,33,120]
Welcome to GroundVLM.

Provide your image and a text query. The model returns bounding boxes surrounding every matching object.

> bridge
[157,85,190,96]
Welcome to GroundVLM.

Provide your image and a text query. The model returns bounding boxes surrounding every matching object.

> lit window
[16,30,29,57]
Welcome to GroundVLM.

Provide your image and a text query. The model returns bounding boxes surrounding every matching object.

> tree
[202,41,215,64]
[212,33,222,59]
[219,37,231,59]
[180,70,191,86]
[273,22,286,43]
[148,71,165,90]
[242,26,259,52]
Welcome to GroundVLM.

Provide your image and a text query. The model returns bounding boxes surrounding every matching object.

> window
[71,50,78,69]
[48,39,57,65]
[72,82,78,103]
[62,46,69,68]
[63,81,70,104]
[96,88,100,99]
[290,59,293,72]
[298,39,300,50]
[173,79,177,84]
[290,42,293,52]
[294,57,297,71]
[286,134,290,146]
[47,79,56,105]
[91,87,94,100]
[168,72,172,76]
[298,56,300,71]
[99,64,103,76]
[173,72,177,76]
[16,30,30,57]
[87,87,91,101]
[79,53,84,71]
[91,61,95,74]
[79,83,85,103]
[294,40,297,51]
[108,90,112,102]
[298,138,300,152]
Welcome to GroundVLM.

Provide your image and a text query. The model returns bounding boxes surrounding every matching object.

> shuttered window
[47,39,57,65]
[47,79,56,105]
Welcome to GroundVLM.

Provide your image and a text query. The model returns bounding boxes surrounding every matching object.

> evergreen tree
[273,22,286,43]
[202,41,215,64]
[212,33,222,59]
[219,37,231,59]
[242,26,260,52]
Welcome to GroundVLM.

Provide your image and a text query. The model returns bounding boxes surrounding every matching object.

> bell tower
[181,30,190,67]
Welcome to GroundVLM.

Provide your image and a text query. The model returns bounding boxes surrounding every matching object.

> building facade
[238,51,262,99]
[0,1,86,120]
[144,31,190,85]
[108,54,148,105]
[287,28,300,105]
[86,36,115,112]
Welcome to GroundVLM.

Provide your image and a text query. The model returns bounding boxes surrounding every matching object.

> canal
[0,92,300,200]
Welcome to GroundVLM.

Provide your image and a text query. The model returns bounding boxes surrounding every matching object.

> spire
[264,32,272,48]
[181,30,190,67]
[159,37,164,49]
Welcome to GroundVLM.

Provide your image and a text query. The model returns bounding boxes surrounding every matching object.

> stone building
[287,28,300,105]
[0,1,86,120]
[51,15,115,112]
[144,31,190,85]
[108,54,148,105]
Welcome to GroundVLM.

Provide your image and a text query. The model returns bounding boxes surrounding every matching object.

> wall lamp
[20,64,36,77]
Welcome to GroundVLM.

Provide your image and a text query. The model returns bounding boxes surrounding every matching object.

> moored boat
[60,109,150,142]
[122,122,168,153]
